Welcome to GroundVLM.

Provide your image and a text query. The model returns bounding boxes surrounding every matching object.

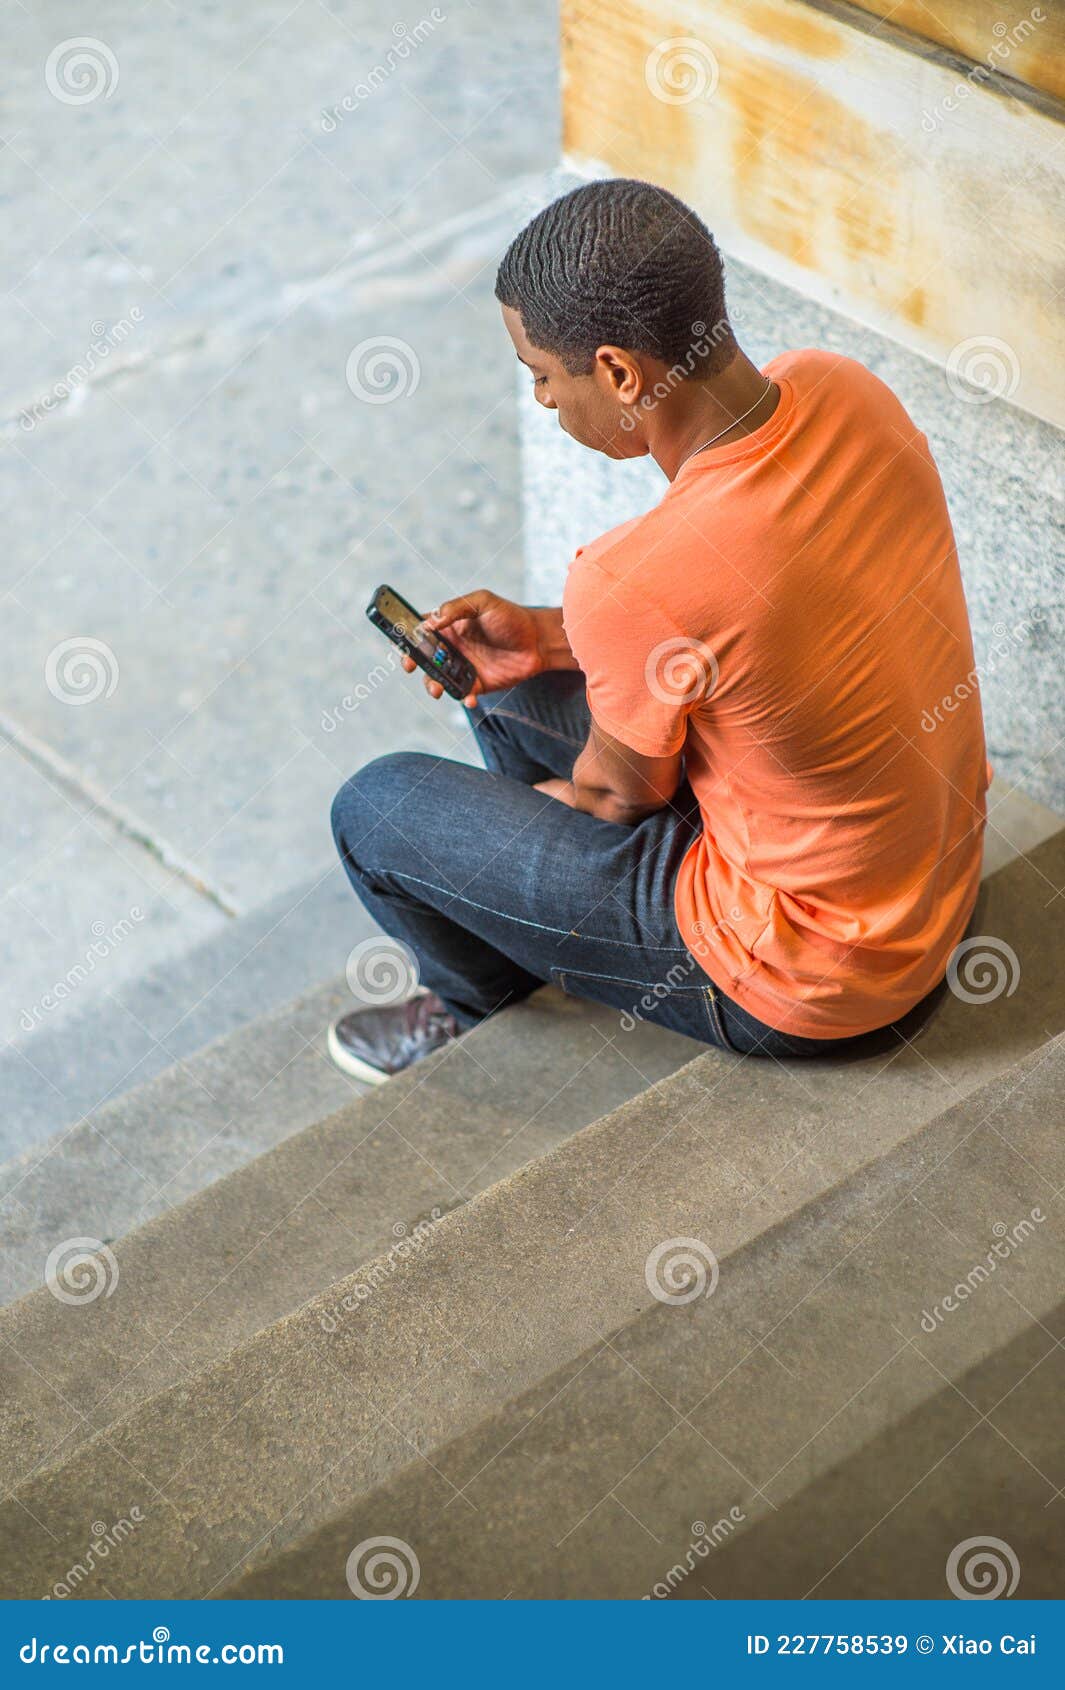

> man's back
[333,181,994,1086]
[563,349,989,1037]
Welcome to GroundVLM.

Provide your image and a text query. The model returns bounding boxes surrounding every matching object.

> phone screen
[370,586,476,699]
[382,593,446,669]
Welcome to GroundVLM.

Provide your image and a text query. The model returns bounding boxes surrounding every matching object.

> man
[328,179,988,1082]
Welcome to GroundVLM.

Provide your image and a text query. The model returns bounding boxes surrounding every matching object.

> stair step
[0,988,700,1492]
[227,1034,1065,1599]
[3,775,1054,1309]
[699,1272,1065,1599]
[0,979,367,1306]
[0,862,371,1165]
[981,777,1064,879]
[1,828,1062,1599]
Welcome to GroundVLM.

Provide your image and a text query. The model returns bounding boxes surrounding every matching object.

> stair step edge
[3,823,1063,1508]
[2,950,1062,1596]
[222,1032,1065,1598]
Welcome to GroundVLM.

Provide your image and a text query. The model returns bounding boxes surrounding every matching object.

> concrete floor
[1,2,559,1099]
[4,2,1060,1146]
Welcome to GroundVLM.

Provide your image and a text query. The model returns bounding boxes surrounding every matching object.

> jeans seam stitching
[387,871,690,950]
[550,965,710,990]
[479,707,586,749]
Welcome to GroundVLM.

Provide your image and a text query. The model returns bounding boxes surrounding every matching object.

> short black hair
[495,178,736,377]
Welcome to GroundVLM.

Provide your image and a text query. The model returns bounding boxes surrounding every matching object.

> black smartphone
[366,584,478,703]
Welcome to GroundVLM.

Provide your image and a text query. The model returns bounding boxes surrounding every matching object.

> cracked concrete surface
[1,1,559,1118]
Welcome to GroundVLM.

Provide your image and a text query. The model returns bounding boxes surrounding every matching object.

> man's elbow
[591,789,671,826]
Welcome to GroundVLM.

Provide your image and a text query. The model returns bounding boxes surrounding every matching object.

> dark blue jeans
[330,673,872,1057]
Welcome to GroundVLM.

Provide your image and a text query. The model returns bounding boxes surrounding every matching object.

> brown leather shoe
[326,990,461,1084]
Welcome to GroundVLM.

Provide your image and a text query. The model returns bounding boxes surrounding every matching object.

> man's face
[501,304,649,460]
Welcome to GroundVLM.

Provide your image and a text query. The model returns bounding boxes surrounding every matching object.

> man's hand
[402,591,577,705]
[401,591,542,705]
[533,729,683,825]
[533,777,578,808]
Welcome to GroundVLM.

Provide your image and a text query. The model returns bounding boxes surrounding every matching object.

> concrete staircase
[0,790,1062,1600]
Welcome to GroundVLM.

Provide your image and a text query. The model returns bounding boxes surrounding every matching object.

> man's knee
[331,752,434,863]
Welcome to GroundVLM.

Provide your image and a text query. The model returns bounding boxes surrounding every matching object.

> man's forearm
[568,740,673,825]
[569,780,656,826]
[529,607,580,673]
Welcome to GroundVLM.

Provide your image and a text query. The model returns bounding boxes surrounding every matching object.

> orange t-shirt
[562,349,989,1039]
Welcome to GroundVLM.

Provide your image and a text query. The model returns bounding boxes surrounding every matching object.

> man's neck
[650,352,780,480]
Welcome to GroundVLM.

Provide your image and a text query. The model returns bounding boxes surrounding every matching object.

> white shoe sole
[326,1021,392,1085]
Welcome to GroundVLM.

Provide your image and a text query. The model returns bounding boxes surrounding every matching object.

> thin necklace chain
[678,376,775,471]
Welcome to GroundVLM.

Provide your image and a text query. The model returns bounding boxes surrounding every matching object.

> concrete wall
[562,0,1065,433]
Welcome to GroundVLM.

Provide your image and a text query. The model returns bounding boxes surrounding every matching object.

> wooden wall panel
[561,0,1065,428]
[845,1,1065,104]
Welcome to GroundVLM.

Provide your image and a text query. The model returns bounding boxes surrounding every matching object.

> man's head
[495,178,736,457]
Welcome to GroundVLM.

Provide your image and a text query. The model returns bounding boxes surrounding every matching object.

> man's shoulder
[570,509,652,571]
[773,345,871,373]
[774,347,911,417]
[564,503,681,616]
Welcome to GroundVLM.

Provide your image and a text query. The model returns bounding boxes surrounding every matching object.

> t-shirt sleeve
[562,556,708,758]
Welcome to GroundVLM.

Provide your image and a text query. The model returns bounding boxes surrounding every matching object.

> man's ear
[594,344,644,404]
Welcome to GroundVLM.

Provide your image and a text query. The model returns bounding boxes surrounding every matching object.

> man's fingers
[423,593,483,631]
[401,658,449,702]
[400,634,479,705]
